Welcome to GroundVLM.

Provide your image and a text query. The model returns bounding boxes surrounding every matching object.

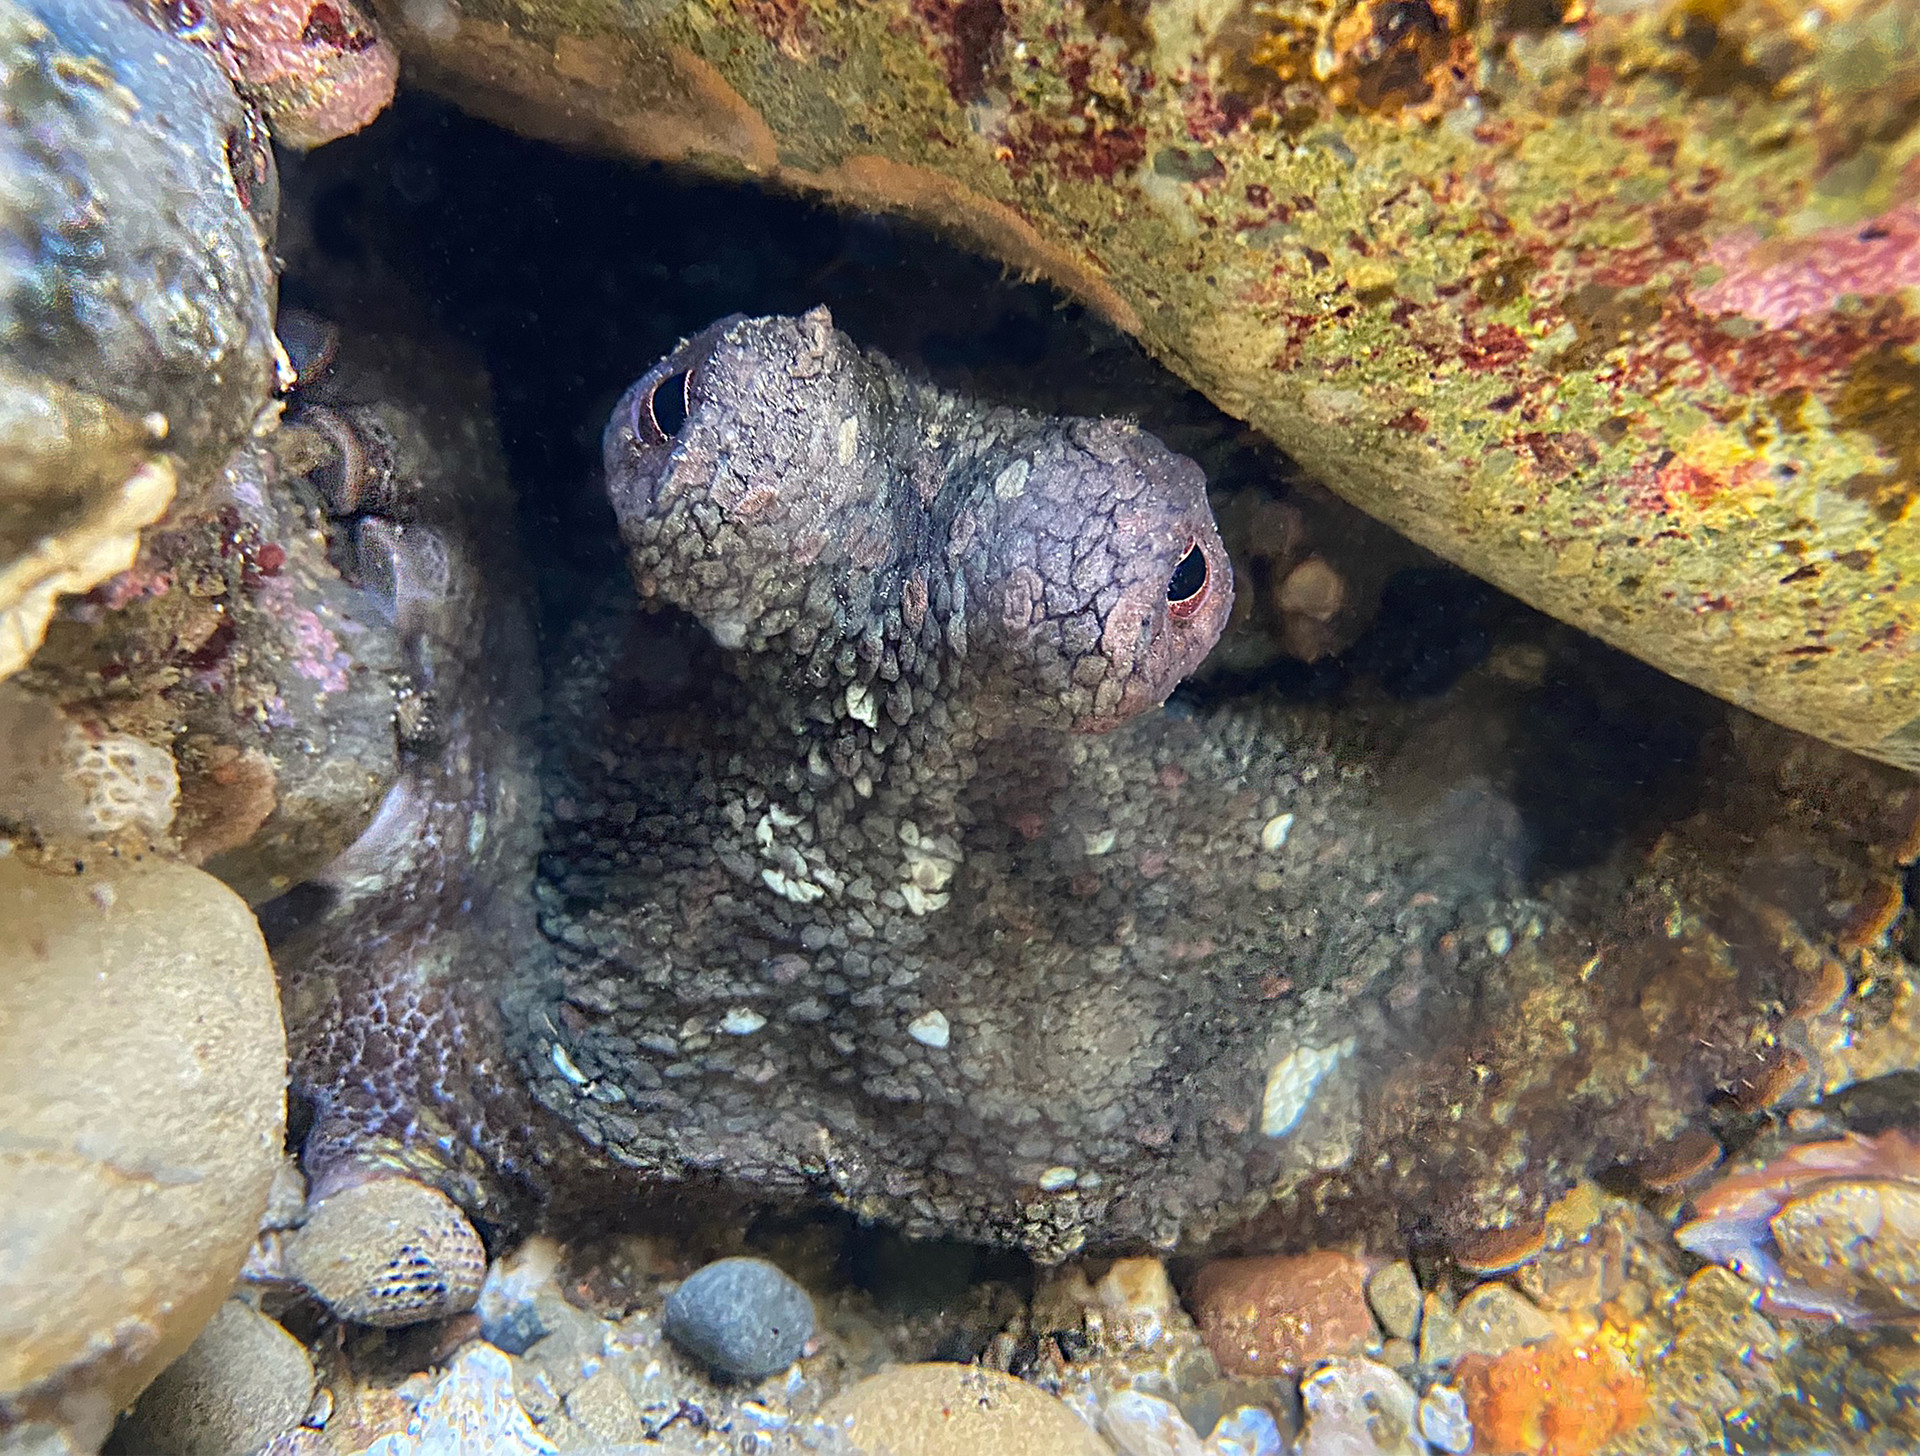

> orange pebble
[1457,1337,1646,1456]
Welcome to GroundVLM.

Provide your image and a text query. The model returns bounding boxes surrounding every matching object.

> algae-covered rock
[0,0,278,679]
[371,0,1920,764]
[0,855,286,1448]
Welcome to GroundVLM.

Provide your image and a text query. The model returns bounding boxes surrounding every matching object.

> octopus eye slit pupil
[648,368,694,438]
[1166,541,1208,615]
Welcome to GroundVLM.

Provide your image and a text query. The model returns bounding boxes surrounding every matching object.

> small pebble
[1192,1250,1376,1377]
[1485,925,1512,955]
[1103,1388,1205,1456]
[1296,1358,1424,1456]
[1515,1229,1625,1312]
[1454,1282,1554,1359]
[1418,1290,1466,1366]
[1378,1336,1415,1368]
[1205,1405,1284,1456]
[1418,1383,1474,1454]
[664,1256,815,1380]
[476,1236,560,1356]
[1365,1261,1421,1341]
[813,1363,1112,1454]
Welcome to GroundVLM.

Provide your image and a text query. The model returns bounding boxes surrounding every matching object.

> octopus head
[603,307,1231,730]
[961,414,1232,733]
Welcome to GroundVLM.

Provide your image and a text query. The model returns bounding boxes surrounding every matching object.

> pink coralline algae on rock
[1675,1129,1920,1325]
[1690,208,1920,329]
[201,0,398,148]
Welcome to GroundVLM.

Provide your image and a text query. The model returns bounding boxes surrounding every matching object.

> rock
[200,0,397,149]
[0,854,285,1448]
[1417,1383,1473,1456]
[283,1179,488,1329]
[371,0,1920,766]
[1094,1259,1184,1345]
[559,1366,647,1445]
[358,1341,557,1456]
[811,1364,1113,1454]
[118,1301,316,1456]
[662,1257,814,1381]
[1294,1358,1424,1456]
[1417,1292,1466,1368]
[1514,1229,1626,1314]
[475,1238,558,1357]
[259,1432,333,1456]
[1675,1128,1920,1322]
[14,434,408,902]
[1101,1388,1205,1456]
[0,0,276,679]
[1364,1263,1421,1343]
[1203,1406,1284,1456]
[1453,1284,1555,1359]
[1190,1252,1376,1378]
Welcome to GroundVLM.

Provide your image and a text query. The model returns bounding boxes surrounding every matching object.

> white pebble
[1038,1165,1078,1191]
[1298,1359,1422,1456]
[720,1008,767,1035]
[1419,1383,1473,1454]
[1485,925,1512,955]
[1102,1389,1204,1456]
[907,1010,950,1048]
[1259,813,1295,851]
[1205,1406,1283,1456]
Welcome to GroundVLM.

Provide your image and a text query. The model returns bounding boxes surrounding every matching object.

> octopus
[268,306,1920,1322]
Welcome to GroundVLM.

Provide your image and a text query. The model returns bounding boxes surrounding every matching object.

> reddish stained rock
[1189,1250,1377,1377]
[362,0,1920,768]
[200,0,398,148]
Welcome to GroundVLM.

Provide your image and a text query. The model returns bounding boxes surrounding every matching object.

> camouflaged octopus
[276,306,1885,1325]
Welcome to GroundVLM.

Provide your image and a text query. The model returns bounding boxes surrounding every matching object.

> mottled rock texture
[0,855,285,1448]
[0,0,278,678]
[811,1362,1114,1454]
[368,0,1920,765]
[119,1300,315,1456]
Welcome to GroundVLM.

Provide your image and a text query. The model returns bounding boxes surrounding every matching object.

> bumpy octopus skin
[516,309,1513,1256]
[280,308,1902,1285]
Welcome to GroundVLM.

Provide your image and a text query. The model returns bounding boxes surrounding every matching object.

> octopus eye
[640,368,695,441]
[1166,541,1210,620]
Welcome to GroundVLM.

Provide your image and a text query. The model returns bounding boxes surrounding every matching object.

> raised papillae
[605,307,1232,731]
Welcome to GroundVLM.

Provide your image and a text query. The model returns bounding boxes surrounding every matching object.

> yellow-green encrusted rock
[372,0,1920,763]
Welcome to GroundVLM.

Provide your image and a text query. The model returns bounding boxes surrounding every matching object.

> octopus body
[277,308,1917,1300]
